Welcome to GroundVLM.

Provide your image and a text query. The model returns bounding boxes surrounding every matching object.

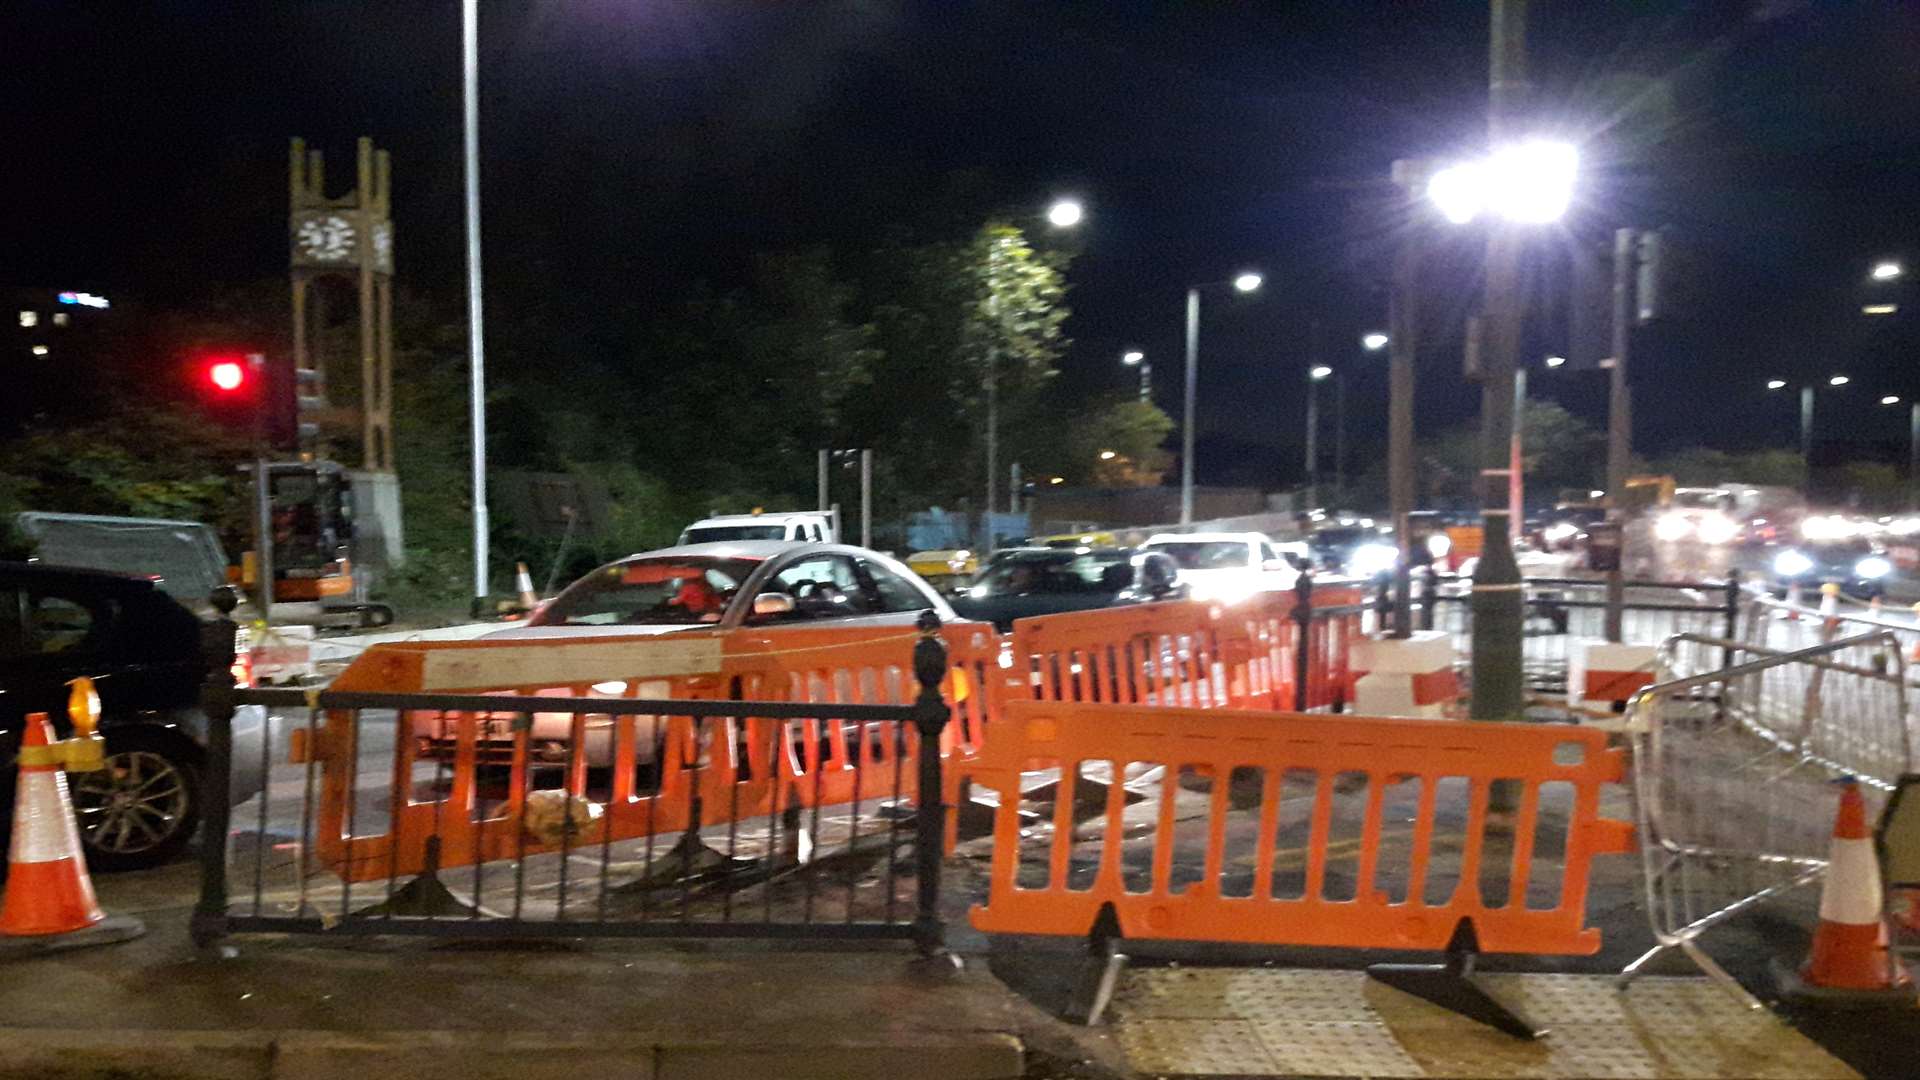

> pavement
[0,863,1057,1080]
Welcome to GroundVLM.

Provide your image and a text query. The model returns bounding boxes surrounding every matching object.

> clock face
[296,214,356,262]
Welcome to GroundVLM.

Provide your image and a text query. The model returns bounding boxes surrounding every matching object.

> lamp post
[1876,394,1920,511]
[1180,271,1264,524]
[1306,365,1333,509]
[461,0,489,611]
[1770,376,1849,495]
[1122,350,1150,402]
[983,201,1083,549]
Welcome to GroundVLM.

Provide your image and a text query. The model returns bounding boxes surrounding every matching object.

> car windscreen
[681,525,788,543]
[972,551,1131,594]
[1142,541,1252,570]
[535,557,760,625]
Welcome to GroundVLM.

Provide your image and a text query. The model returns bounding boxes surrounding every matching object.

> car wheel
[69,729,203,872]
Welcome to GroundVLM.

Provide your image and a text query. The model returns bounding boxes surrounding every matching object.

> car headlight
[1773,550,1814,577]
[1349,543,1399,578]
[1654,514,1692,543]
[1856,556,1892,580]
[1696,514,1738,545]
[1425,533,1452,558]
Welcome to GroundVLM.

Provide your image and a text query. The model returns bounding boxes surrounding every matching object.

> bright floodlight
[1427,161,1485,225]
[1122,350,1145,366]
[1830,374,1850,386]
[1309,365,1333,380]
[1361,332,1389,351]
[1873,261,1903,281]
[1544,355,1567,368]
[1766,379,1788,390]
[1098,449,1117,461]
[1233,271,1263,293]
[1047,199,1084,228]
[1429,140,1578,225]
[1884,395,1903,406]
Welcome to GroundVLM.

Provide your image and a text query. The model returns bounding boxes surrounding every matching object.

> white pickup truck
[677,511,837,546]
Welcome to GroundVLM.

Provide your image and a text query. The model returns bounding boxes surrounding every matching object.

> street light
[1426,139,1578,226]
[1180,271,1264,523]
[1543,354,1566,368]
[1831,374,1851,386]
[1873,260,1904,282]
[1047,199,1084,229]
[1361,332,1389,351]
[1122,349,1150,401]
[1309,365,1333,380]
[1766,379,1788,390]
[1884,395,1902,406]
[1304,365,1339,511]
[1098,449,1117,461]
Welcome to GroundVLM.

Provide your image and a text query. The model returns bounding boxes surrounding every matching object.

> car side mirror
[751,593,796,617]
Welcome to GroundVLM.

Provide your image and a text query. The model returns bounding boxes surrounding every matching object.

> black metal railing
[1422,572,1742,691]
[191,610,953,955]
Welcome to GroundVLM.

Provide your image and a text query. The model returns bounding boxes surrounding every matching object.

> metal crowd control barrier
[1618,628,1916,999]
[1430,574,1739,692]
[967,698,1634,1032]
[190,613,962,953]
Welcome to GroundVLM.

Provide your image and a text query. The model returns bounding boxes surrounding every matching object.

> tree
[1010,396,1174,488]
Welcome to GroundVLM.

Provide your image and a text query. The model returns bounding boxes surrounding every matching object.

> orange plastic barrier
[308,622,999,883]
[968,699,1634,954]
[1008,587,1366,713]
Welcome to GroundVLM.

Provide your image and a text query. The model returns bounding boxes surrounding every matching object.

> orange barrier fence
[968,699,1634,954]
[308,622,998,882]
[1008,584,1367,713]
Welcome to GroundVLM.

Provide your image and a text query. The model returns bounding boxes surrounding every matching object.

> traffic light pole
[246,353,274,630]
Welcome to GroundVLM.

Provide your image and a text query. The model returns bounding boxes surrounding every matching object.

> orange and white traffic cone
[1777,777,1916,1005]
[0,714,143,956]
[1820,582,1841,635]
[514,561,539,612]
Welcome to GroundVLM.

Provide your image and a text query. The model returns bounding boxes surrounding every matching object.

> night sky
[8,1,1920,484]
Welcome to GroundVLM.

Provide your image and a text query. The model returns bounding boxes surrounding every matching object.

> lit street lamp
[1885,395,1920,510]
[1122,349,1150,401]
[1361,332,1389,352]
[1098,449,1117,461]
[1047,199,1084,229]
[1768,376,1850,494]
[1304,365,1337,511]
[1543,354,1566,368]
[1872,260,1904,282]
[1830,374,1851,386]
[1179,271,1264,524]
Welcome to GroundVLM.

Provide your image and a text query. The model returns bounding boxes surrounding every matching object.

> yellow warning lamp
[63,677,106,773]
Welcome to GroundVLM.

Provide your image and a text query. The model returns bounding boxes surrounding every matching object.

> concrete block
[1569,639,1659,706]
[1354,673,1445,719]
[1349,631,1454,675]
[655,1034,1022,1080]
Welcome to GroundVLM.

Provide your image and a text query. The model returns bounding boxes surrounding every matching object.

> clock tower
[290,136,403,566]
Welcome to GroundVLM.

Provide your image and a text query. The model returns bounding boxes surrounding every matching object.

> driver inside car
[664,577,725,622]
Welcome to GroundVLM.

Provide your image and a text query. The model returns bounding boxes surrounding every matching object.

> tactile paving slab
[1111,968,1859,1078]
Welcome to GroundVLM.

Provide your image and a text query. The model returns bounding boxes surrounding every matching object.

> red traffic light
[207,360,247,392]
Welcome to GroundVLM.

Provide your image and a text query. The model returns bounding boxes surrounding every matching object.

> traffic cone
[514,562,538,611]
[1820,582,1841,634]
[1776,778,1915,1005]
[0,715,143,955]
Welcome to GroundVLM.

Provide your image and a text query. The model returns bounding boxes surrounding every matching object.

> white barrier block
[1354,673,1447,719]
[1569,639,1659,707]
[1349,630,1454,675]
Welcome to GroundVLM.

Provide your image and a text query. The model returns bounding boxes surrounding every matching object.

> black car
[948,548,1180,631]
[0,563,269,870]
[1766,538,1893,601]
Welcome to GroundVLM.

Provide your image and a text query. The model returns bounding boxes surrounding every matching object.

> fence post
[911,610,950,959]
[190,587,240,949]
[1293,572,1315,712]
[1722,568,1742,672]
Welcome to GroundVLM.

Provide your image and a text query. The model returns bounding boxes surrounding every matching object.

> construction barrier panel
[307,622,999,883]
[968,699,1634,954]
[1007,585,1367,714]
